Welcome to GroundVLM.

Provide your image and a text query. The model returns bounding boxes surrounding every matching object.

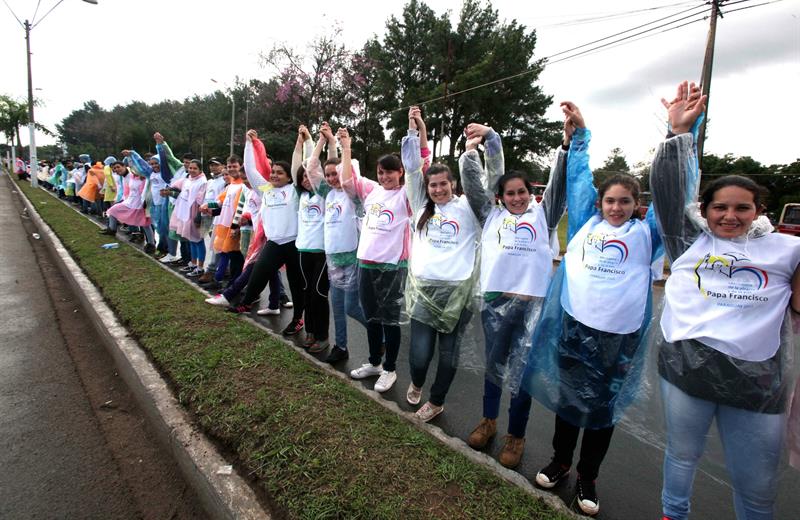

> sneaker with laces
[256,307,280,316]
[186,267,204,278]
[406,383,422,405]
[144,244,156,254]
[226,304,252,314]
[575,478,600,516]
[158,254,175,264]
[350,363,383,379]
[498,435,525,468]
[324,346,349,363]
[535,459,571,489]
[374,370,397,392]
[308,338,329,354]
[467,418,497,449]
[302,334,316,349]
[179,264,195,272]
[279,294,293,308]
[281,319,304,336]
[415,401,443,422]
[205,294,230,306]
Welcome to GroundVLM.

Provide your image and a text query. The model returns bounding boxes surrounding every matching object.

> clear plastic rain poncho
[521,127,664,429]
[458,130,567,395]
[345,152,412,327]
[402,129,482,334]
[650,117,798,416]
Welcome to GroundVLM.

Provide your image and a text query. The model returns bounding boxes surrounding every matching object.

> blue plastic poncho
[522,127,664,429]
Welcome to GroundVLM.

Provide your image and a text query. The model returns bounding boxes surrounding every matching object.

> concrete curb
[19,181,580,519]
[10,182,270,520]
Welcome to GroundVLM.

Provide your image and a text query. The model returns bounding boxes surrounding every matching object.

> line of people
[32,80,800,520]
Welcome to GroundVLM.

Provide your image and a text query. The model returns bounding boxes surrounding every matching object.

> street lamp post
[2,0,99,187]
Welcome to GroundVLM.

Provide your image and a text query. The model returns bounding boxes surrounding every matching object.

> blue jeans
[329,285,366,349]
[660,378,786,520]
[409,307,471,406]
[152,203,169,252]
[189,240,206,263]
[480,296,535,437]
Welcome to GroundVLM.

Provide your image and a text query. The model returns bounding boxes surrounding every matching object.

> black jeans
[241,240,303,321]
[552,414,614,481]
[299,252,329,340]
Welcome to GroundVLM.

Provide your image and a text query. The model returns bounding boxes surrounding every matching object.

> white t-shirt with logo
[563,215,653,334]
[662,231,800,361]
[411,196,479,281]
[296,191,326,251]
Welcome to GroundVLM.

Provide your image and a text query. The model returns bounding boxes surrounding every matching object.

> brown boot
[467,417,497,449]
[498,435,525,468]
[197,271,214,283]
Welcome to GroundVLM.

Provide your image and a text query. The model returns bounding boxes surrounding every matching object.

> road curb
[16,180,580,519]
[10,181,271,520]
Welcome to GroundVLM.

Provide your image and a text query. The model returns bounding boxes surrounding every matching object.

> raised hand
[465,123,492,140]
[465,134,483,152]
[246,129,258,142]
[121,150,131,157]
[153,132,164,144]
[337,127,351,150]
[661,81,706,135]
[320,121,334,142]
[560,101,585,129]
[408,106,419,130]
[298,125,311,143]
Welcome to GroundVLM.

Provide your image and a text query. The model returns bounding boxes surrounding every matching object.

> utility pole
[697,0,724,162]
[25,19,39,188]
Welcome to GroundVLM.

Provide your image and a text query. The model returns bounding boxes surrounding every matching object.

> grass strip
[17,180,571,520]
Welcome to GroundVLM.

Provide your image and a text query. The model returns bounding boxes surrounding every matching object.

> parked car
[777,203,800,236]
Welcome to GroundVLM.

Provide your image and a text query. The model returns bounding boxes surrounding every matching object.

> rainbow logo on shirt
[306,203,322,217]
[327,202,343,220]
[693,252,769,297]
[441,218,460,236]
[601,239,629,263]
[378,208,395,224]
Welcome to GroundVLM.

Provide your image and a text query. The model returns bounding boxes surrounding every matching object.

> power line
[401,0,777,113]
[1,0,24,27]
[536,1,701,29]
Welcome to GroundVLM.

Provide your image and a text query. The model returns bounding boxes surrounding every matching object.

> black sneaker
[575,478,599,516]
[144,244,156,254]
[282,318,304,336]
[324,346,349,363]
[535,459,570,489]
[98,228,116,236]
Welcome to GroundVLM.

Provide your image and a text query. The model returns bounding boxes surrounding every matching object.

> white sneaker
[256,307,280,316]
[204,294,229,306]
[350,363,383,379]
[415,401,444,422]
[374,370,397,393]
[406,383,422,405]
[159,254,175,264]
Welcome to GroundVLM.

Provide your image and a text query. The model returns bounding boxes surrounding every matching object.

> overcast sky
[0,0,797,168]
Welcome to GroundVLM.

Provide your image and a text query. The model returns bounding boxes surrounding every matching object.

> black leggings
[552,415,614,481]
[242,240,303,321]
[299,252,329,339]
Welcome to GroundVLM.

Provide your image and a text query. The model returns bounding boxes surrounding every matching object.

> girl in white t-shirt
[403,107,482,423]
[525,103,663,516]
[340,128,412,394]
[652,81,800,520]
[460,122,568,471]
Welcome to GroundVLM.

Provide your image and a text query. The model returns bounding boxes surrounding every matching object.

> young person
[198,157,229,284]
[147,155,170,257]
[201,155,246,290]
[164,159,208,276]
[291,124,334,352]
[652,81,800,520]
[460,122,567,469]
[227,130,306,336]
[524,102,664,515]
[403,106,481,422]
[154,132,191,266]
[305,124,368,364]
[340,127,411,393]
[101,154,157,254]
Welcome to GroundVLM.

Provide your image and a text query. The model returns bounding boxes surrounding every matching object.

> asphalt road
[0,176,206,520]
[38,182,800,519]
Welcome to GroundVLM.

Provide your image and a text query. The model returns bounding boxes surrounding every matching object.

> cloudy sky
[0,0,797,168]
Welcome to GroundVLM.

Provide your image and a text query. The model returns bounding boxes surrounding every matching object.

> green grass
[16,180,571,520]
